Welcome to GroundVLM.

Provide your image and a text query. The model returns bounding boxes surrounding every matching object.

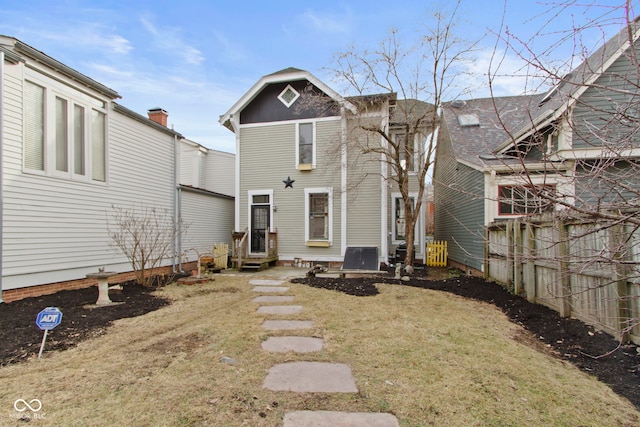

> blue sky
[0,0,635,152]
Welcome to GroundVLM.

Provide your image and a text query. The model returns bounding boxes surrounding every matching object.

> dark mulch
[1,270,639,410]
[291,271,640,410]
[0,281,170,367]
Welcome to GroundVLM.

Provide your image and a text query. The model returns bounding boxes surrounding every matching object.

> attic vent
[450,100,467,108]
[278,84,300,108]
[457,114,480,127]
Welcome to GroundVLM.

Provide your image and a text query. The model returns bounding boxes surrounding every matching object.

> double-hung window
[395,133,415,172]
[297,122,315,170]
[24,79,107,182]
[305,187,332,246]
[498,185,555,215]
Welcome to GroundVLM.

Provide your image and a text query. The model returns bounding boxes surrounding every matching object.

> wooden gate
[426,241,448,267]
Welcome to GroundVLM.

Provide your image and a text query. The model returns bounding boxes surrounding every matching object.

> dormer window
[278,84,300,108]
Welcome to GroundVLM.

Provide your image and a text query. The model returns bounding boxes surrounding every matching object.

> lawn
[0,272,638,426]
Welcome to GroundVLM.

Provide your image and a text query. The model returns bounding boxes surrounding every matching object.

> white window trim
[304,187,332,245]
[23,73,108,183]
[391,192,422,245]
[247,189,274,255]
[295,121,316,170]
[278,84,300,108]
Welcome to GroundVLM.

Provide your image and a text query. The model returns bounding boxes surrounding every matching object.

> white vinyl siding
[2,61,177,289]
[180,190,234,258]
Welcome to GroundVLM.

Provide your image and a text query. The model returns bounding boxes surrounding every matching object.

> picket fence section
[485,214,640,344]
[427,241,448,267]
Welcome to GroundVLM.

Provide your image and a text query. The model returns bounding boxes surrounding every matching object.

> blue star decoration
[283,176,295,189]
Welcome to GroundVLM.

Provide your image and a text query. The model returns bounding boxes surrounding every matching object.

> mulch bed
[0,282,170,366]
[1,271,639,410]
[291,272,640,409]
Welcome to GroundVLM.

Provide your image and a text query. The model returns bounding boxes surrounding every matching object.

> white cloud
[139,15,204,66]
[300,9,350,34]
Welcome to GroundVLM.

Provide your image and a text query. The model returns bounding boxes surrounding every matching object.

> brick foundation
[1,262,198,303]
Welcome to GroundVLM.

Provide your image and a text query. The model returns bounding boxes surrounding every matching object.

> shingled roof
[440,94,545,169]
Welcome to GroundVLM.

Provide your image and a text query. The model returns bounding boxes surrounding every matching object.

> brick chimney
[147,108,168,127]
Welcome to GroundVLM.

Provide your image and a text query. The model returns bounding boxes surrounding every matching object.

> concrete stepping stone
[251,286,289,293]
[252,295,295,303]
[283,410,400,427]
[262,320,314,330]
[262,336,323,353]
[250,279,284,286]
[257,305,303,315]
[263,362,358,392]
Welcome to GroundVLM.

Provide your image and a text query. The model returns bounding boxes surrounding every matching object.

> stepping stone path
[249,277,400,426]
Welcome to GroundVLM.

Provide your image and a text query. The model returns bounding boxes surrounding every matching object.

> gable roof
[218,67,356,131]
[494,16,640,154]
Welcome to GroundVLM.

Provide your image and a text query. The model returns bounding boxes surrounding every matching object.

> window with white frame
[498,185,555,215]
[393,195,416,242]
[23,79,107,182]
[305,188,332,244]
[297,122,315,168]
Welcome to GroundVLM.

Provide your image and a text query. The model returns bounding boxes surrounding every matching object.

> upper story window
[278,84,300,108]
[498,185,556,215]
[297,122,315,170]
[24,79,107,182]
[393,133,417,172]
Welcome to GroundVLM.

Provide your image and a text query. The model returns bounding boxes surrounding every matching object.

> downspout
[0,52,4,303]
[173,132,179,273]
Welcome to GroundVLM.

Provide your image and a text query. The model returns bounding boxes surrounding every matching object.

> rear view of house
[220,68,428,269]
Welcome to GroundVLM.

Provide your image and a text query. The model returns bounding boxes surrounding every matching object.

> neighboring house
[0,36,234,301]
[434,18,640,273]
[219,67,428,269]
[177,135,235,259]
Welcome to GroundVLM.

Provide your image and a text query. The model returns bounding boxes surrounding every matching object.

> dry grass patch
[0,274,638,426]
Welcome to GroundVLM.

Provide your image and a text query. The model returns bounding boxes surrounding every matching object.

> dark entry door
[251,205,270,253]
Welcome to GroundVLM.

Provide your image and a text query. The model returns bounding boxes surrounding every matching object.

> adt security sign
[36,307,62,331]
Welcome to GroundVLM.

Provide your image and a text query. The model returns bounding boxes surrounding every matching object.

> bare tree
[485,1,640,341]
[310,1,478,268]
[107,204,188,287]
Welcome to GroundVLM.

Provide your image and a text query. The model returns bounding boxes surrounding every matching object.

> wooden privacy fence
[485,213,640,344]
[426,241,448,267]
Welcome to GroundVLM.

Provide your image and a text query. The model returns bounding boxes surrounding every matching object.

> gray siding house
[434,18,640,273]
[220,68,428,268]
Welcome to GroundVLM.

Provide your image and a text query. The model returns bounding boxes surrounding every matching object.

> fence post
[523,221,536,303]
[557,219,572,317]
[513,219,523,296]
[611,223,630,342]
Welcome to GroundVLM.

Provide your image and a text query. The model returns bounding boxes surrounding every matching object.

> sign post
[35,307,62,359]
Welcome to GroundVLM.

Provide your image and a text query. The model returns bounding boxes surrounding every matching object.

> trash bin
[395,242,413,265]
